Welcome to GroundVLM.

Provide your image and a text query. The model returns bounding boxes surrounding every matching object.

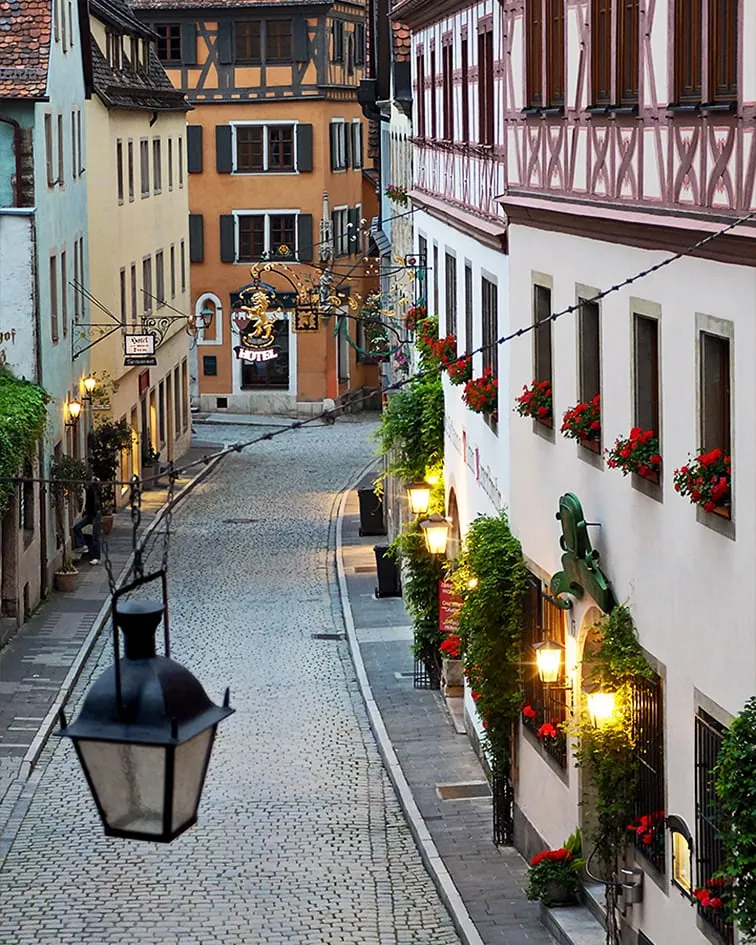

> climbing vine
[571,603,653,945]
[452,511,527,775]
[0,369,49,517]
[715,697,756,940]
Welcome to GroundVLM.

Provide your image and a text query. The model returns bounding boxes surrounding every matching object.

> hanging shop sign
[438,578,462,636]
[293,309,320,332]
[232,285,282,363]
[124,333,157,366]
[549,492,616,613]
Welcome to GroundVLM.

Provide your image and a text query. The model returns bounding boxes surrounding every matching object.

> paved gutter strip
[18,451,226,782]
[335,466,486,945]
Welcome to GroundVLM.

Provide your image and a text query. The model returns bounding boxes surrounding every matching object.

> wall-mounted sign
[294,310,319,332]
[125,333,157,366]
[438,579,462,636]
[232,284,283,362]
[235,347,278,363]
[550,492,616,613]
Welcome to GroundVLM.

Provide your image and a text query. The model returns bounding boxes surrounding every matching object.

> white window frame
[233,209,301,262]
[333,205,348,257]
[330,118,347,171]
[351,119,363,170]
[194,292,224,346]
[231,120,300,174]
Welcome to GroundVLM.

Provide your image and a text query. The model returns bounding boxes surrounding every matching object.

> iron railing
[492,773,514,845]
[413,650,441,690]
[695,708,734,945]
[630,674,666,872]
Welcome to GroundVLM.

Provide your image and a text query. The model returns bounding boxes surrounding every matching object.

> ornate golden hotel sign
[232,287,280,363]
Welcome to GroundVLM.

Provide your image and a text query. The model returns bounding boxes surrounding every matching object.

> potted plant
[141,444,161,491]
[515,379,553,424]
[440,633,464,695]
[50,455,91,548]
[447,355,472,386]
[385,184,408,206]
[54,555,79,593]
[405,303,427,332]
[526,830,585,906]
[606,428,662,480]
[430,333,458,365]
[673,448,731,514]
[561,395,601,443]
[462,368,498,419]
[88,418,132,518]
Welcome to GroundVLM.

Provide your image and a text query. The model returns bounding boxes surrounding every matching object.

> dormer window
[130,36,139,70]
[106,32,123,70]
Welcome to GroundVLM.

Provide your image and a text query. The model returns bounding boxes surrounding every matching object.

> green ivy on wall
[452,511,527,776]
[0,369,49,518]
[390,522,445,671]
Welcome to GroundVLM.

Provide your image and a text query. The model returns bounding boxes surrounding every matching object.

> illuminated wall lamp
[406,481,432,516]
[533,640,564,684]
[82,375,97,400]
[419,513,451,555]
[66,400,83,427]
[584,683,616,728]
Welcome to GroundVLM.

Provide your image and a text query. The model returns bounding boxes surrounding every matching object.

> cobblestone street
[0,421,462,945]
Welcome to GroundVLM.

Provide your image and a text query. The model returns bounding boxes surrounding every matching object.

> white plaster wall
[0,211,36,380]
[507,222,756,945]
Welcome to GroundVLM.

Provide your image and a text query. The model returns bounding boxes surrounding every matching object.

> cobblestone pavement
[0,421,462,945]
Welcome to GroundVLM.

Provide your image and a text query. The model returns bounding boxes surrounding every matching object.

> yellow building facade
[86,0,192,498]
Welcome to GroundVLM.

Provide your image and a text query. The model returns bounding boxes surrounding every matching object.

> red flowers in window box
[561,395,601,442]
[673,448,731,513]
[515,379,553,421]
[440,634,462,660]
[694,877,732,911]
[627,811,664,847]
[522,704,537,720]
[463,367,498,418]
[430,333,458,364]
[405,303,426,332]
[385,184,408,206]
[606,428,662,479]
[537,722,558,740]
[446,355,473,385]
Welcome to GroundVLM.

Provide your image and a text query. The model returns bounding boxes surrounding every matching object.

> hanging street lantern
[66,400,82,426]
[534,640,564,684]
[406,480,432,516]
[82,375,97,398]
[585,684,616,728]
[419,513,451,556]
[57,592,233,842]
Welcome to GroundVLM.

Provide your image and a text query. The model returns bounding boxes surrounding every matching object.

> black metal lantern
[57,573,233,843]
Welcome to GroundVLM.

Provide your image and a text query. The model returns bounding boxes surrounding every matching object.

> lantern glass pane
[407,484,431,515]
[424,524,448,555]
[77,740,166,836]
[535,645,561,683]
[171,729,216,833]
[587,691,615,727]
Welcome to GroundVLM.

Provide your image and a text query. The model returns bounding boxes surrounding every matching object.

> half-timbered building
[131,0,379,416]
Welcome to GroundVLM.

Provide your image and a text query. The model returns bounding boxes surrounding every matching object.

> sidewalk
[337,475,559,945]
[0,440,225,817]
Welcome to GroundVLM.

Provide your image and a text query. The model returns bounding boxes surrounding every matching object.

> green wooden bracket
[549,492,617,613]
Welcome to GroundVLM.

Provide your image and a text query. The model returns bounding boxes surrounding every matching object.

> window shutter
[297,214,313,261]
[189,213,204,262]
[217,20,234,65]
[296,124,313,172]
[343,123,351,168]
[216,125,233,173]
[293,18,308,62]
[181,22,197,65]
[219,215,235,262]
[347,207,360,255]
[187,126,203,173]
[329,123,337,171]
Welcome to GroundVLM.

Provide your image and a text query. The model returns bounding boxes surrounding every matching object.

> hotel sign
[124,333,157,366]
[232,285,280,363]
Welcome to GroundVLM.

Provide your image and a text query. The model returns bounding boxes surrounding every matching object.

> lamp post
[419,513,451,556]
[57,590,233,842]
[406,480,432,516]
[533,640,564,684]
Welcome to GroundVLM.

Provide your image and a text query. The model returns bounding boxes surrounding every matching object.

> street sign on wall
[124,333,157,366]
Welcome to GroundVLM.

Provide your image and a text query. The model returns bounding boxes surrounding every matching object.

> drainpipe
[0,114,23,207]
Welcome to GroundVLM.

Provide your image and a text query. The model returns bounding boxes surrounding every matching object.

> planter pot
[441,658,464,697]
[543,880,577,907]
[54,570,79,593]
[374,546,401,598]
[101,514,114,535]
[141,464,157,490]
[358,488,386,536]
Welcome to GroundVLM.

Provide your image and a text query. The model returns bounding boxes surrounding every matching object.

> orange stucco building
[131,0,379,416]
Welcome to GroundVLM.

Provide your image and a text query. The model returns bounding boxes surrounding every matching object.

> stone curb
[335,469,486,945]
[18,451,226,781]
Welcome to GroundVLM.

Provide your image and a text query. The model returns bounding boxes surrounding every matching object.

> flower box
[515,379,553,424]
[526,834,584,906]
[673,448,731,516]
[606,428,662,481]
[405,304,426,332]
[385,184,408,206]
[446,355,472,385]
[561,395,601,445]
[463,368,498,419]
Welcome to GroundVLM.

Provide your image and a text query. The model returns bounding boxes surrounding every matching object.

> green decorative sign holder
[549,492,617,613]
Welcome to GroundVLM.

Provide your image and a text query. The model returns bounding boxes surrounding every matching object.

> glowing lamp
[67,400,83,424]
[586,686,616,728]
[83,375,97,396]
[419,513,451,556]
[406,481,432,516]
[467,577,478,590]
[534,640,564,684]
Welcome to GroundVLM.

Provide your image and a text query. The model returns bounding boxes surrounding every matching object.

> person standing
[73,477,103,564]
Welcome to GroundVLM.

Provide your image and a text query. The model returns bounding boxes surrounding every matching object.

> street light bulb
[83,375,97,395]
[406,481,432,516]
[68,400,82,421]
[586,689,616,728]
[419,514,451,556]
[534,641,563,684]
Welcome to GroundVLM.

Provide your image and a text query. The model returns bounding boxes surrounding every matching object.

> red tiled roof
[0,0,52,99]
[392,21,410,63]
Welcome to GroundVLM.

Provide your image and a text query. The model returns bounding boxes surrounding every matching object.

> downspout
[0,114,23,207]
